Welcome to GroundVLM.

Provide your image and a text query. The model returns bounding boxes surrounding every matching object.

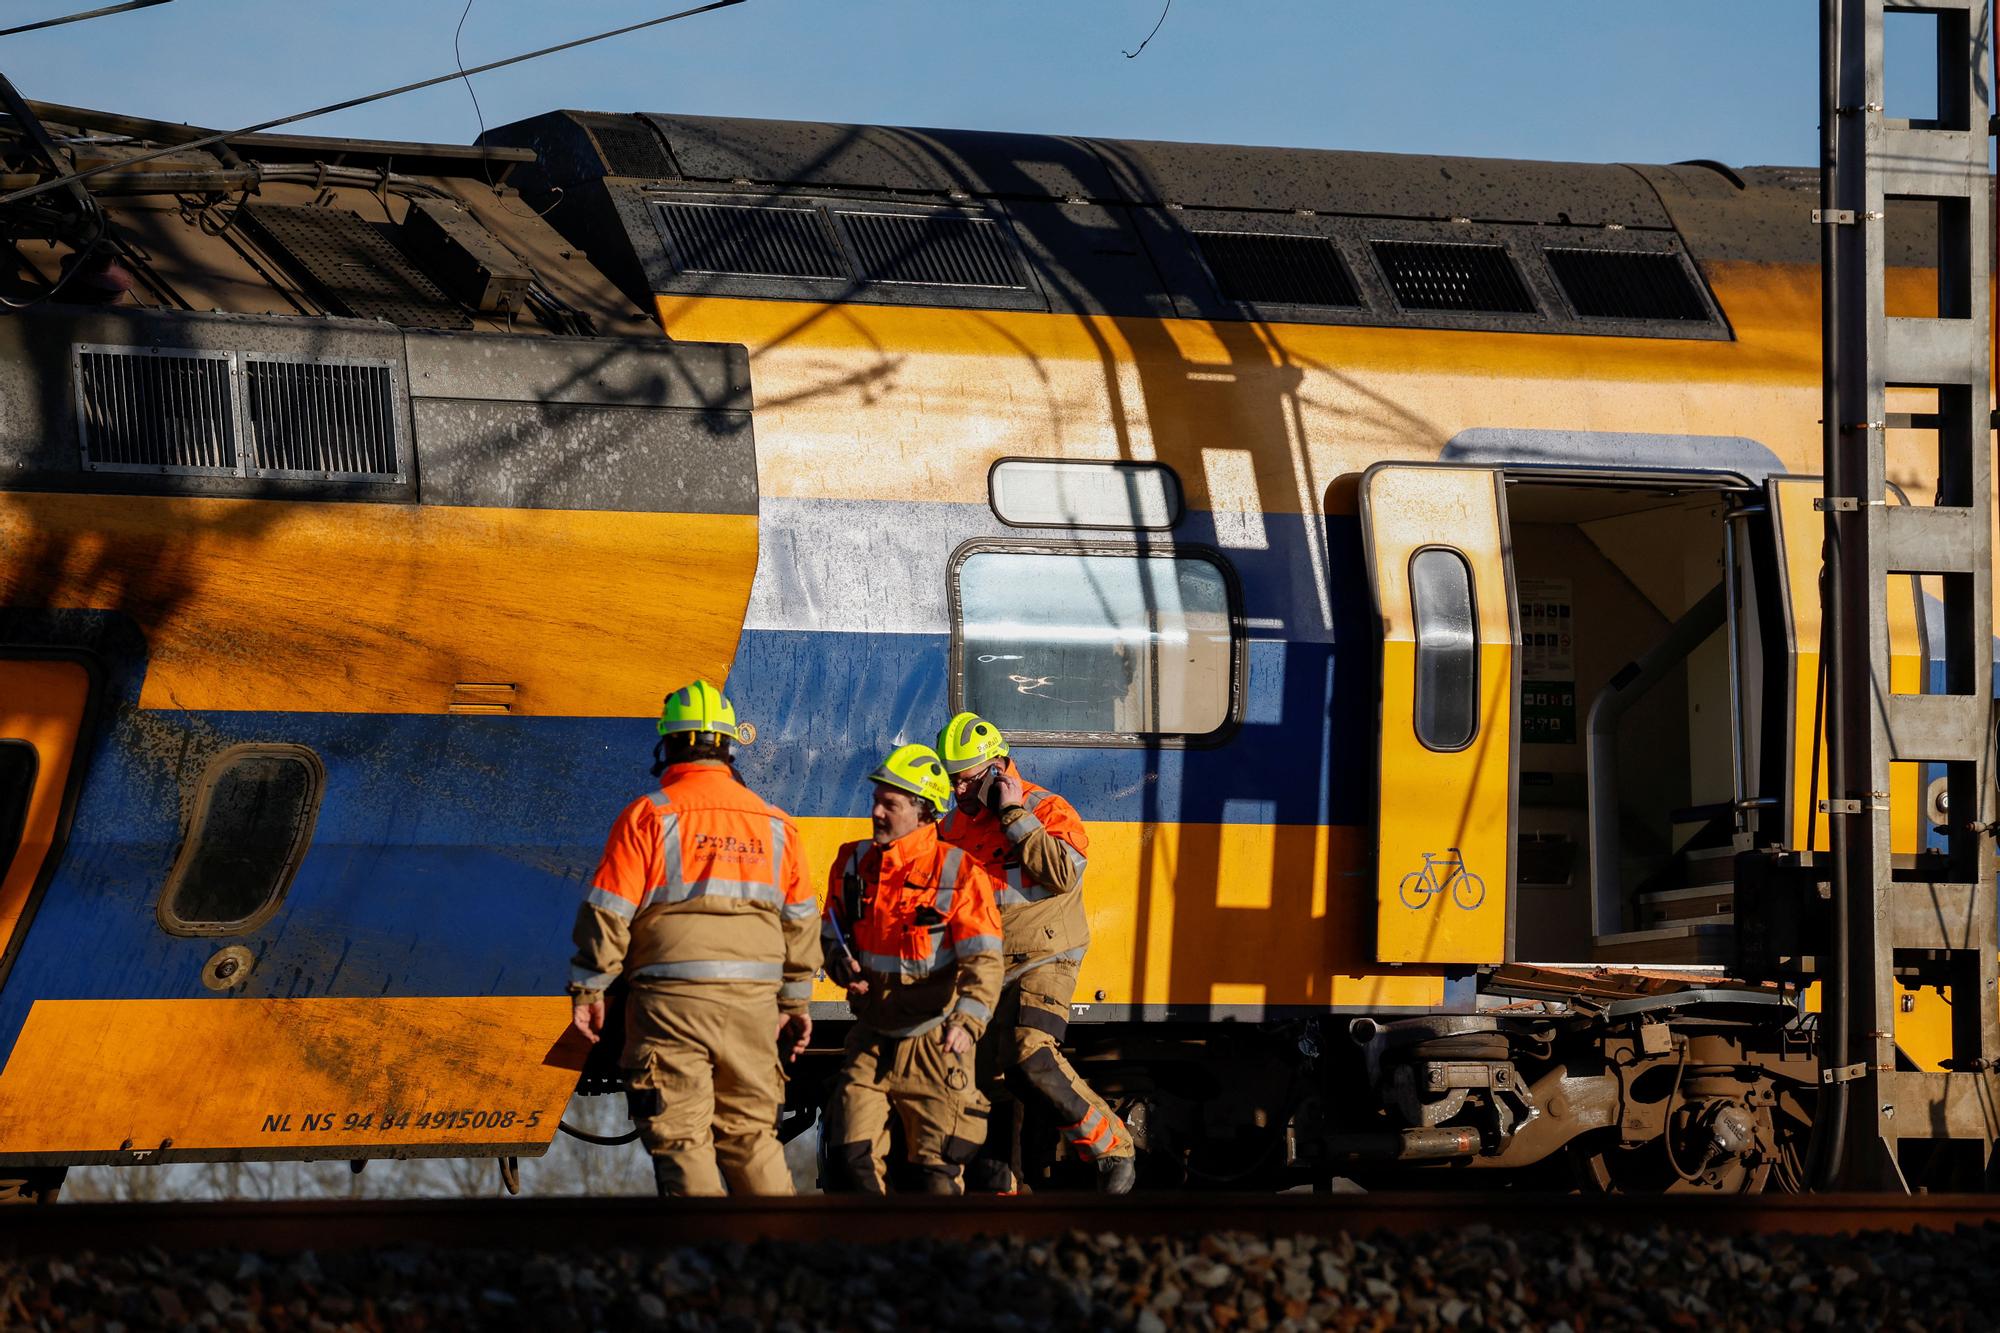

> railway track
[3,1191,1996,1254]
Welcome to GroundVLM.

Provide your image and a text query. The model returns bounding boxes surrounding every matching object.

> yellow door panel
[0,658,91,960]
[1363,465,1515,964]
[1767,478,1924,854]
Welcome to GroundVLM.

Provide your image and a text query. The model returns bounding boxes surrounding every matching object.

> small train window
[989,460,1183,530]
[1410,548,1479,751]
[158,745,325,937]
[954,547,1235,741]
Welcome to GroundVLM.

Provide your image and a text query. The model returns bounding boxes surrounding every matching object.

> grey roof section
[487,111,2000,327]
[631,113,1676,228]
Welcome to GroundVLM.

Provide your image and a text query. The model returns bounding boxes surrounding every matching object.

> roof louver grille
[244,358,403,479]
[839,212,1023,288]
[75,346,238,473]
[240,204,471,330]
[1372,240,1537,314]
[1546,248,1711,321]
[655,201,846,279]
[588,119,674,178]
[1194,231,1361,307]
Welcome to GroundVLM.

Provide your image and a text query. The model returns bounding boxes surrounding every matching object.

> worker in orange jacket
[569,680,820,1197]
[936,711,1136,1193]
[822,744,1003,1194]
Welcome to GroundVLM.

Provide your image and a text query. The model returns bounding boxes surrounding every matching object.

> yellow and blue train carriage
[0,97,1984,1189]
[487,111,1987,1181]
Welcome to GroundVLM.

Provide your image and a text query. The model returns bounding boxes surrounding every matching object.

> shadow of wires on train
[705,121,1490,1008]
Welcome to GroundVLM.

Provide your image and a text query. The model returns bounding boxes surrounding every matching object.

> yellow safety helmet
[869,743,952,817]
[656,679,745,743]
[935,711,1009,776]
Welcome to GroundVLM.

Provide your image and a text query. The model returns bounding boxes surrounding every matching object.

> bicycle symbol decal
[1398,848,1487,911]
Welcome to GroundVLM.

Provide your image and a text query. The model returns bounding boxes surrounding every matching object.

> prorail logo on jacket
[692,832,767,856]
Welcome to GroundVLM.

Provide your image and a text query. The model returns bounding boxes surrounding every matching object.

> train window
[1410,548,1479,751]
[954,548,1235,740]
[0,742,35,879]
[158,745,325,936]
[989,460,1183,530]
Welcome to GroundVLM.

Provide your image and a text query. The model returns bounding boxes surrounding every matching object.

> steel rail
[4,1193,1998,1255]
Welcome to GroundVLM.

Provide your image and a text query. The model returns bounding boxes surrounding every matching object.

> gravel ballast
[2,1221,1996,1331]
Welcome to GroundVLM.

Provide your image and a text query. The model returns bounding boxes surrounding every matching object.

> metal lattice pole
[1821,0,2000,1189]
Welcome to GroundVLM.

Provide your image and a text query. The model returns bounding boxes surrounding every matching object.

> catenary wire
[1122,0,1171,58]
[454,0,494,191]
[0,0,171,39]
[0,0,748,208]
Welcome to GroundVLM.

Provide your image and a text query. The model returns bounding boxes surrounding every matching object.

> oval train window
[158,744,325,937]
[1410,548,1479,751]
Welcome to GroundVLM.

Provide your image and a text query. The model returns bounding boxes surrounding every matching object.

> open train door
[0,655,94,986]
[1361,465,1517,965]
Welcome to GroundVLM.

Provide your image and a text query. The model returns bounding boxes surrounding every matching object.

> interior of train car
[1363,464,1930,974]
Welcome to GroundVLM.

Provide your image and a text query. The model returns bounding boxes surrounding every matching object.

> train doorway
[1359,465,1884,971]
[1502,474,1754,964]
[0,655,95,986]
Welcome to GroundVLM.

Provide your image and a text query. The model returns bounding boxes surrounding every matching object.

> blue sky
[0,2,1880,167]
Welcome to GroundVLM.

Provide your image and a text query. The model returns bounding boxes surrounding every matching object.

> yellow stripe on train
[794,817,1448,1011]
[0,493,758,716]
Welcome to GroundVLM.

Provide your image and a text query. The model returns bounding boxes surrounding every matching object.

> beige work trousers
[833,1021,989,1194]
[986,959,1132,1162]
[622,983,791,1197]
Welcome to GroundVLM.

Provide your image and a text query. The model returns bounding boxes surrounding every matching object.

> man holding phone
[935,711,1137,1193]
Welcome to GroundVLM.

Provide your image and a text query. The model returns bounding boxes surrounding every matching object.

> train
[0,96,1986,1198]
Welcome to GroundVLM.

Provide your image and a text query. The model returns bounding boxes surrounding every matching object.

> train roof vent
[1194,230,1361,307]
[587,117,674,178]
[1545,247,1711,321]
[240,204,471,330]
[654,200,847,279]
[1371,239,1537,314]
[243,356,405,480]
[837,211,1024,288]
[74,345,239,475]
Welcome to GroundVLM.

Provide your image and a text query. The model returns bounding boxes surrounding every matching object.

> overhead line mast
[1818,0,2000,1188]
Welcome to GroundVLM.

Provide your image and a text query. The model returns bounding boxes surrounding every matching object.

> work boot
[963,1156,1016,1194]
[1096,1155,1136,1194]
[919,1166,963,1196]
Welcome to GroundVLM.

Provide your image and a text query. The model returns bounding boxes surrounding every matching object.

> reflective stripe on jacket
[570,761,821,1013]
[821,822,1003,1038]
[939,766,1091,966]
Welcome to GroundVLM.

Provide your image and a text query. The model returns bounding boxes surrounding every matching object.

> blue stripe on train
[0,625,1375,1049]
[724,631,1372,827]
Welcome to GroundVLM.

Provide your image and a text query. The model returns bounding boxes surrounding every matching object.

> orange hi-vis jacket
[571,761,821,1014]
[939,764,1090,970]
[821,822,1003,1039]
